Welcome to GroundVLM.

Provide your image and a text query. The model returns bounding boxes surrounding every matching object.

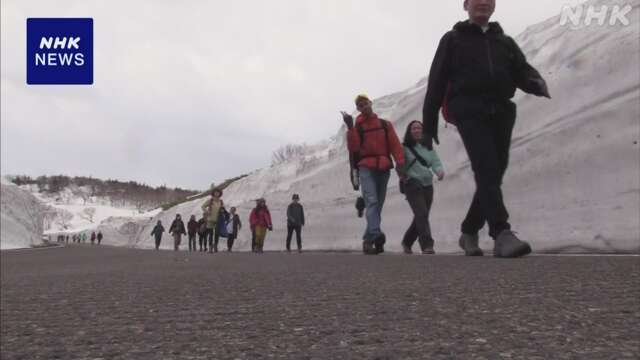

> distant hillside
[9,175,199,212]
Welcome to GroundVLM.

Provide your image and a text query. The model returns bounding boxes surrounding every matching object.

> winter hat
[211,188,223,197]
[354,93,371,104]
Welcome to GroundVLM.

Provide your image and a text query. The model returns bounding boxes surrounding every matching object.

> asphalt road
[1,246,639,359]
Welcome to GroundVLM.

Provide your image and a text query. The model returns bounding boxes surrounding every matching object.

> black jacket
[423,20,549,143]
[287,202,305,227]
[187,219,199,236]
[169,219,186,235]
[151,224,165,238]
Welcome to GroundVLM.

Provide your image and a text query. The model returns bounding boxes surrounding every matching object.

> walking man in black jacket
[286,194,305,253]
[423,0,550,258]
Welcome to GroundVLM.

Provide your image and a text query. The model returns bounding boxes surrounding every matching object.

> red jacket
[347,113,405,171]
[250,206,272,228]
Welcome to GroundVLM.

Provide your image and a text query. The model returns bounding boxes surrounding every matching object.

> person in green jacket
[399,120,445,254]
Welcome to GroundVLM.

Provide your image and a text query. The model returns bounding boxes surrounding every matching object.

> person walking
[341,94,405,254]
[169,214,187,251]
[151,220,165,250]
[201,189,224,253]
[249,198,272,254]
[96,231,103,245]
[226,207,242,252]
[90,232,96,245]
[197,216,207,252]
[422,0,550,257]
[187,215,199,252]
[399,121,445,255]
[286,194,305,253]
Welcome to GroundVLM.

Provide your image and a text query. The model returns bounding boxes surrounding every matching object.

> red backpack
[441,82,456,127]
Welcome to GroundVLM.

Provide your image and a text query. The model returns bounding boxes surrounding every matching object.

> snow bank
[139,0,639,253]
[0,179,46,249]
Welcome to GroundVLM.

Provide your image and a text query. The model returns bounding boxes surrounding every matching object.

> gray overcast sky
[1,0,584,190]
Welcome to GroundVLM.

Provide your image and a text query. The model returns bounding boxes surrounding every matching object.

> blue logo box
[27,18,93,85]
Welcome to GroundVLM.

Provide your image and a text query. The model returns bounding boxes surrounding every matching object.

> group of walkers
[55,231,103,245]
[150,191,305,254]
[151,0,549,258]
[341,0,550,258]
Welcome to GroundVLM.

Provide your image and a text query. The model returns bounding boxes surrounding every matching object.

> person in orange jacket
[341,94,405,255]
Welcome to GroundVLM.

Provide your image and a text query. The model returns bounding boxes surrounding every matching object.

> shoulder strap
[407,146,431,168]
[357,119,391,154]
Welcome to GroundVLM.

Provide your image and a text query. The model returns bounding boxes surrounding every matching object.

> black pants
[198,233,206,250]
[154,236,162,250]
[286,225,302,251]
[456,102,515,239]
[402,182,434,250]
[227,234,236,251]
[188,234,196,251]
[205,228,220,252]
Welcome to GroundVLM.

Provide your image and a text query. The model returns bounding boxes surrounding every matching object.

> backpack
[349,118,392,191]
[441,82,455,127]
[217,219,228,238]
[225,217,234,235]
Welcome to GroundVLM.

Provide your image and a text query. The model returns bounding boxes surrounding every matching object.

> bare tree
[79,207,97,223]
[55,210,74,230]
[43,208,59,231]
[271,143,307,165]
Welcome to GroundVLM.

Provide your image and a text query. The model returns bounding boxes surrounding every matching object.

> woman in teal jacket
[400,120,445,254]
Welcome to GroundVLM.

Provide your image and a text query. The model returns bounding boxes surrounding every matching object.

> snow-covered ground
[0,177,160,249]
[131,0,640,253]
[0,177,46,249]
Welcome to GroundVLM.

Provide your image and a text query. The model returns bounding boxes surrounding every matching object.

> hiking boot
[362,240,377,255]
[422,248,435,255]
[458,233,484,256]
[374,233,386,254]
[402,243,413,255]
[494,230,532,258]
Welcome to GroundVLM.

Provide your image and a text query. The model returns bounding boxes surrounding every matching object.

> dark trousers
[286,225,302,251]
[227,234,236,251]
[456,103,515,239]
[198,233,206,251]
[188,234,196,251]
[402,182,434,250]
[205,228,220,252]
[154,236,162,250]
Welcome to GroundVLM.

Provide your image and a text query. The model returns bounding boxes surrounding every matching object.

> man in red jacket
[342,94,405,254]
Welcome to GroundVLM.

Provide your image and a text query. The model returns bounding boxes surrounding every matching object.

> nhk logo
[27,18,93,85]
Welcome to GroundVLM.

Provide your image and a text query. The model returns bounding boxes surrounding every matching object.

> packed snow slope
[0,179,160,249]
[121,0,640,252]
[0,178,46,249]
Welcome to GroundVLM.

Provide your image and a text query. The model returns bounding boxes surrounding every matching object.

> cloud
[1,0,570,189]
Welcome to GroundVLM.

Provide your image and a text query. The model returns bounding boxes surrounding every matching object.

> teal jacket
[401,144,444,187]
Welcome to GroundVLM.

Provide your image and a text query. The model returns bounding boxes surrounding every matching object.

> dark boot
[362,239,376,255]
[458,233,483,256]
[494,230,531,258]
[374,233,386,254]
[402,242,413,255]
